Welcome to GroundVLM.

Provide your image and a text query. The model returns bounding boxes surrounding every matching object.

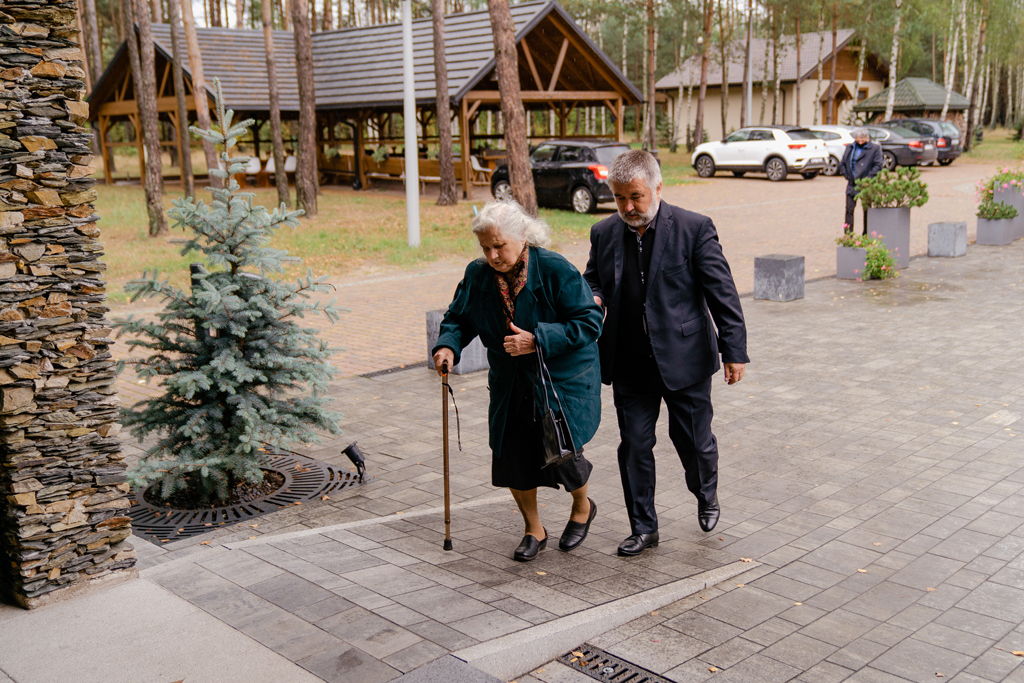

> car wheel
[938,158,954,166]
[731,170,746,177]
[695,154,716,177]
[492,179,513,201]
[801,171,819,179]
[570,186,596,214]
[824,155,840,176]
[764,157,787,182]
[882,151,897,170]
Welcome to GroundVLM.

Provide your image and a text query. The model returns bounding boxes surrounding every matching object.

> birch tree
[181,0,219,184]
[884,0,904,120]
[262,0,290,207]
[292,0,318,216]
[432,0,457,205]
[694,0,713,147]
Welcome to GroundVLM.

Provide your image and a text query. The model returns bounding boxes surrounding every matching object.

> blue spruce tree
[119,84,340,503]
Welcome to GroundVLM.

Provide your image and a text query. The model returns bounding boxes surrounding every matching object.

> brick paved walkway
[124,236,1024,682]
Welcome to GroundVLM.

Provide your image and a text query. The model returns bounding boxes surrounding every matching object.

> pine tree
[118,82,340,503]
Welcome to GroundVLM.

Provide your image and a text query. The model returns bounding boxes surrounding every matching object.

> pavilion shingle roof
[655,28,856,90]
[111,0,638,114]
[853,77,968,112]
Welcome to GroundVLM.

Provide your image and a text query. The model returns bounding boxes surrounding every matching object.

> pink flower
[870,231,878,237]
[1003,183,1010,189]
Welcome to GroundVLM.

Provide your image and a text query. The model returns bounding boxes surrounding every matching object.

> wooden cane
[441,362,453,551]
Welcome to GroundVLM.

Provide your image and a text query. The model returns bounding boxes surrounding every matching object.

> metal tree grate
[558,644,673,683]
[129,450,363,545]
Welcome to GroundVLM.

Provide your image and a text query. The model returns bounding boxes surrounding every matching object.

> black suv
[491,139,631,213]
[879,118,962,165]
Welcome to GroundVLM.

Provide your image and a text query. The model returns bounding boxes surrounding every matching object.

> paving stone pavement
[125,237,1024,682]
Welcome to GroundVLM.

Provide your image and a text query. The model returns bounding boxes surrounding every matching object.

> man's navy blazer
[840,141,883,196]
[583,202,749,391]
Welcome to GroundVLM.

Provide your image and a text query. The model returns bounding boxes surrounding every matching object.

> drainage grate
[129,450,363,545]
[559,644,673,683]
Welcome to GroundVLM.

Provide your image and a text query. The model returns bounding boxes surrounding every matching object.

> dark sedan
[865,125,939,169]
[491,139,631,213]
[879,118,962,165]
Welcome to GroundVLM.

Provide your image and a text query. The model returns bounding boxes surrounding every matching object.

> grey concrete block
[928,222,967,257]
[425,309,489,375]
[976,218,1015,246]
[754,254,804,302]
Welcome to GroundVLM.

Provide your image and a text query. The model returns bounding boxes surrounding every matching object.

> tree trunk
[966,18,987,151]
[718,0,729,138]
[125,0,168,236]
[80,0,104,85]
[760,4,771,124]
[181,0,219,185]
[487,0,536,215]
[674,19,686,151]
[292,0,318,216]
[813,4,824,124]
[883,0,903,121]
[167,0,193,197]
[432,0,456,205]
[940,0,962,120]
[150,0,161,22]
[771,6,782,124]
[794,13,801,126]
[740,0,751,127]
[236,0,244,27]
[852,5,872,119]
[644,0,656,150]
[694,0,712,148]
[263,0,290,207]
[322,0,333,30]
[826,2,837,124]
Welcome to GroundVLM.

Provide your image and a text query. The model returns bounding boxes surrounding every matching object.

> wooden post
[616,98,624,141]
[130,113,145,185]
[460,98,471,199]
[98,116,113,185]
[354,112,366,189]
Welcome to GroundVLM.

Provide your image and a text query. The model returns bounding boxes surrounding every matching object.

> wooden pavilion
[88,0,642,197]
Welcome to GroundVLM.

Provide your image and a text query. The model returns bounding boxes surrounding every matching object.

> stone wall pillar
[0,0,135,608]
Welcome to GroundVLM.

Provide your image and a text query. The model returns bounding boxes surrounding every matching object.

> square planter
[992,186,1024,240]
[976,217,1015,246]
[866,207,911,268]
[836,246,867,280]
[927,221,967,257]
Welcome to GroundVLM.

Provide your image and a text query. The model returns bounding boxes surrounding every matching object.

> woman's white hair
[472,200,551,247]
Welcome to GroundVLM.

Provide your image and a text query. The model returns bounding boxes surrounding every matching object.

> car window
[786,129,819,140]
[748,130,773,141]
[867,128,889,141]
[558,146,584,162]
[594,145,631,166]
[940,122,961,137]
[531,144,558,162]
[889,126,920,138]
[811,131,841,141]
[724,130,750,142]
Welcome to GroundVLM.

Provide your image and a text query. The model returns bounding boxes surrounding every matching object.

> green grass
[962,127,1024,164]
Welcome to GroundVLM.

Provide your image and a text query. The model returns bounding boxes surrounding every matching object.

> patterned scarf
[494,246,529,326]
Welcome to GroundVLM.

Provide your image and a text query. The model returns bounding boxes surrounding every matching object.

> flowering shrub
[835,231,898,280]
[977,200,1019,220]
[855,166,929,209]
[976,168,1024,204]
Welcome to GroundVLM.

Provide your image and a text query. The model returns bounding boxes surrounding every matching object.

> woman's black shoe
[513,529,547,562]
[559,498,597,551]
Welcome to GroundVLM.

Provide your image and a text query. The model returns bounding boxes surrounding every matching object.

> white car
[805,124,856,176]
[691,126,829,181]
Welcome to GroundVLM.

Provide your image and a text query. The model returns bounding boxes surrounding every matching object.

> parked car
[865,125,939,169]
[490,139,631,213]
[805,124,855,176]
[879,118,962,165]
[691,125,829,181]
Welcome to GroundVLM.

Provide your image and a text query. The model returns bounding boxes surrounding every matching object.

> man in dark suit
[583,150,749,556]
[841,127,884,234]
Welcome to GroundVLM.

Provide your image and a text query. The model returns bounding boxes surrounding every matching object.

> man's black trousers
[612,375,718,535]
[845,192,869,235]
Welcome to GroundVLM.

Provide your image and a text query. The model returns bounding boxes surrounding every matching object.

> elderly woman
[432,201,602,562]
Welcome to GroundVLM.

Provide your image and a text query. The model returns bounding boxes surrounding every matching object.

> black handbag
[535,343,581,469]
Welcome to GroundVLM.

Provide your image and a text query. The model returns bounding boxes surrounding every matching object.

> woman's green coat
[434,246,603,458]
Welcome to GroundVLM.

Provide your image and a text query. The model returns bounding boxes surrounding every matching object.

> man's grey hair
[472,200,551,247]
[852,127,870,138]
[609,149,662,189]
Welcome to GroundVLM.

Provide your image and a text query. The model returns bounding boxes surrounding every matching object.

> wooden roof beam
[519,38,544,91]
[467,90,620,102]
[548,38,569,91]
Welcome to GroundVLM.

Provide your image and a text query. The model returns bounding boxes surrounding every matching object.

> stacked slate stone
[0,0,135,608]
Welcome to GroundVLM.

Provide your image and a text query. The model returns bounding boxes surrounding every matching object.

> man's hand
[723,363,746,385]
[504,323,536,356]
[593,295,603,307]
[433,347,455,376]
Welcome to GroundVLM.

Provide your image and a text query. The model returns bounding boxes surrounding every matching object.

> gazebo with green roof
[853,77,969,129]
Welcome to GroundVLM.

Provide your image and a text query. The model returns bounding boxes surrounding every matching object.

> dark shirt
[847,142,866,176]
[614,218,660,387]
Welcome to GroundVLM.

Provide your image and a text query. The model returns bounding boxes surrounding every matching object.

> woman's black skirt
[492,369,592,491]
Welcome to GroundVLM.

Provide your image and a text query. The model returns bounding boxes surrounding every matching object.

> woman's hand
[433,347,455,376]
[503,323,536,356]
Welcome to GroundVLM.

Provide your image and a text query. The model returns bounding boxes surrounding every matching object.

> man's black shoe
[698,500,720,532]
[513,529,547,562]
[559,498,597,551]
[617,531,659,556]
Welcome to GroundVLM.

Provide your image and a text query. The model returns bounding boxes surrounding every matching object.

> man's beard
[619,199,660,228]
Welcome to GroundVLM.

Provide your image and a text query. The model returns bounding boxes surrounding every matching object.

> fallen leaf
[199,541,211,545]
[740,557,753,563]
[735,583,745,588]
[248,523,259,528]
[872,542,882,547]
[708,666,719,673]
[204,523,212,527]
[571,651,585,658]
[857,569,868,573]
[926,587,937,592]
[935,673,944,678]
[650,610,660,616]
[1011,651,1024,657]
[248,536,257,540]
[793,602,803,606]
[321,495,330,501]
[160,539,170,543]
[536,571,547,576]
